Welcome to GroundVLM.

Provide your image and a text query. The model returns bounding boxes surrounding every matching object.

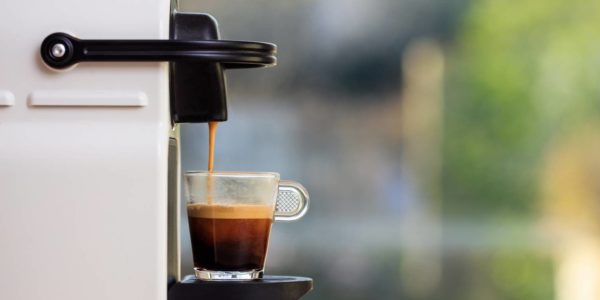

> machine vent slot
[28,91,148,107]
[0,90,15,106]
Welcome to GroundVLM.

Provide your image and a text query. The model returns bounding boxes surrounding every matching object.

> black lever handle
[41,32,277,69]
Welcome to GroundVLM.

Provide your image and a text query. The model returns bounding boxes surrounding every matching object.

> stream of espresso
[208,121,218,173]
[207,121,218,205]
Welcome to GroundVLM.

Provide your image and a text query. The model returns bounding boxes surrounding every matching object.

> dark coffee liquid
[187,204,273,271]
[188,217,272,271]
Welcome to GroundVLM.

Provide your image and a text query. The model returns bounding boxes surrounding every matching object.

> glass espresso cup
[184,171,309,280]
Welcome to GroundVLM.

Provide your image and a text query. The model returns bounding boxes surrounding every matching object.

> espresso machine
[0,0,312,299]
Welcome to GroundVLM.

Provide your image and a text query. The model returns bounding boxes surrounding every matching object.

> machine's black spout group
[40,13,277,123]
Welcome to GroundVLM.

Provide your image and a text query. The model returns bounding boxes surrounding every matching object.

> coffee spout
[170,13,228,123]
[169,59,228,123]
[169,13,277,123]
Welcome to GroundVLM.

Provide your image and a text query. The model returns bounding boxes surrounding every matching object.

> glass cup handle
[274,180,310,222]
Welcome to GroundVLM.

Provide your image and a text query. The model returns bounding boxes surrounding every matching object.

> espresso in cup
[188,123,309,280]
[187,204,273,272]
[185,171,308,280]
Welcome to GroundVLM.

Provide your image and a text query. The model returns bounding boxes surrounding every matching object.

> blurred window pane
[179,1,600,299]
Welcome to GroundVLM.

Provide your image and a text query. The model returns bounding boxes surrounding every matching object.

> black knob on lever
[40,32,276,70]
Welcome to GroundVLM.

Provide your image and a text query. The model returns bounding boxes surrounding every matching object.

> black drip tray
[168,275,313,300]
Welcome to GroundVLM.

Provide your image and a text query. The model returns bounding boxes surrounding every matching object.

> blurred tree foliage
[443,0,600,218]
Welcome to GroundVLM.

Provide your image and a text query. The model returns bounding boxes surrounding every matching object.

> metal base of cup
[194,268,263,280]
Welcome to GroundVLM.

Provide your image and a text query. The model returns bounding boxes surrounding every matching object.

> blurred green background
[179,0,600,299]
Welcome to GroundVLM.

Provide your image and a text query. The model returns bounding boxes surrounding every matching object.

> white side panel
[0,0,170,299]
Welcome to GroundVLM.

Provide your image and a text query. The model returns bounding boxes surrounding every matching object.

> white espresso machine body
[0,0,171,299]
